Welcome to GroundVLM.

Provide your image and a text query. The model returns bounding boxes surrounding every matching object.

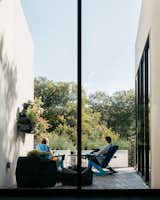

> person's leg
[107,166,118,173]
[90,155,100,165]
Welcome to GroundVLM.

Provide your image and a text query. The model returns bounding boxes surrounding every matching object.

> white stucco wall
[0,0,34,187]
[135,0,160,188]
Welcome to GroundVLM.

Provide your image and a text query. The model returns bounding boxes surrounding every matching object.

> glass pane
[82,0,145,190]
[0,0,78,189]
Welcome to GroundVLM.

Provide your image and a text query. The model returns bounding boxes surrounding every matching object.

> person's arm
[50,149,54,156]
[47,146,54,156]
[95,144,110,156]
[90,149,100,154]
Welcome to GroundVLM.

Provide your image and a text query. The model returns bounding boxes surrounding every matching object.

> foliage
[48,132,75,151]
[32,77,135,152]
[26,97,43,125]
[27,149,49,158]
[34,77,78,132]
[34,77,70,108]
[26,97,50,142]
[82,127,129,150]
[110,90,136,137]
[89,90,136,138]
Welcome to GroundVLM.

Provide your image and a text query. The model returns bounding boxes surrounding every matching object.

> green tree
[109,90,135,137]
[33,76,133,150]
[89,90,135,138]
[89,91,111,127]
[35,77,77,132]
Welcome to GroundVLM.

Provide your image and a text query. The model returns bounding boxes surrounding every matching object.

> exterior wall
[0,0,34,187]
[135,0,160,188]
[81,150,128,168]
[109,150,128,168]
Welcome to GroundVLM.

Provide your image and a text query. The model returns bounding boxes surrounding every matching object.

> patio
[55,167,149,189]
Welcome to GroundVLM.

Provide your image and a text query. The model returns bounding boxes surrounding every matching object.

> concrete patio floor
[55,167,148,189]
[83,167,148,189]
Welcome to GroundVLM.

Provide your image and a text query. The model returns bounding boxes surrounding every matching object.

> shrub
[27,149,49,158]
[48,132,76,151]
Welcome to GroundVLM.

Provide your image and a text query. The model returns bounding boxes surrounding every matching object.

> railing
[53,150,128,168]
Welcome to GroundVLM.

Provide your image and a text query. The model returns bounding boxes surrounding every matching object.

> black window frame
[1,1,160,199]
[136,37,150,185]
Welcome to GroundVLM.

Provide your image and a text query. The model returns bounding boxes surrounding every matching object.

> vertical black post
[144,39,149,184]
[135,75,138,169]
[77,0,82,190]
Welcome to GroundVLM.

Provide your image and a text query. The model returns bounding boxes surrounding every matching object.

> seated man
[89,136,117,174]
[36,138,65,169]
[90,136,112,165]
[36,138,53,159]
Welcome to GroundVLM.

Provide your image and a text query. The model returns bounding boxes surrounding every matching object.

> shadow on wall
[0,34,22,187]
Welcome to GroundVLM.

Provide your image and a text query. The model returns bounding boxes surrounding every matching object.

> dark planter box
[60,167,93,186]
[18,116,31,124]
[18,124,33,133]
[16,157,57,188]
[17,115,33,133]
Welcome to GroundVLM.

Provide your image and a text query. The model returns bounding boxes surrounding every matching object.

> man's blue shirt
[36,144,52,159]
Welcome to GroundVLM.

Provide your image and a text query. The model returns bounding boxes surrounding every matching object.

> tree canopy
[27,77,135,150]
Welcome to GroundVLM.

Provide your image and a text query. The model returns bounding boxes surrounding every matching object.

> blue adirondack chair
[86,144,118,176]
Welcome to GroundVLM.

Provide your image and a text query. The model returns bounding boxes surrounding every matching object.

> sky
[21,0,141,95]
